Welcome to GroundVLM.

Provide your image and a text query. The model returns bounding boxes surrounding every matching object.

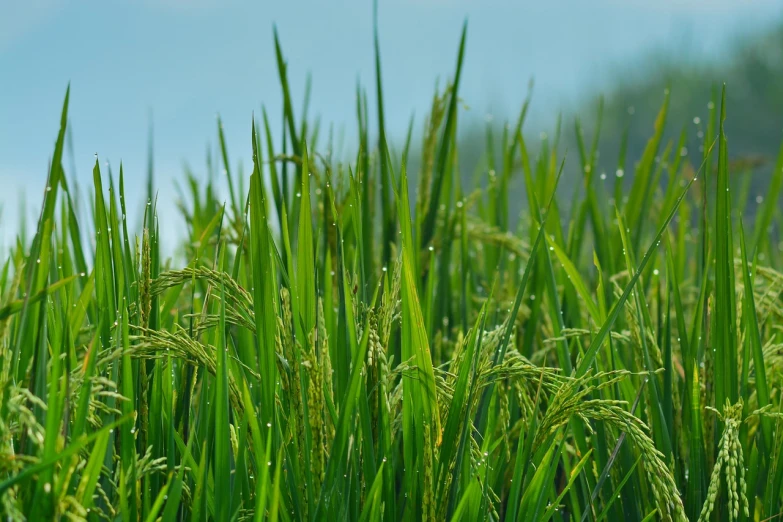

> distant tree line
[434,21,783,222]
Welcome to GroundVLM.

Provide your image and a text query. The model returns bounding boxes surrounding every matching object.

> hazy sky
[1,0,782,247]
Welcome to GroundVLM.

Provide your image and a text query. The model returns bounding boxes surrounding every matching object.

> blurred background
[2,0,783,249]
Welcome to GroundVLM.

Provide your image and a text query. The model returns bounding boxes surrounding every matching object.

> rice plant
[1,21,782,522]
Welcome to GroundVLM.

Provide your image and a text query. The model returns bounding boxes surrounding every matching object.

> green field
[1,24,782,522]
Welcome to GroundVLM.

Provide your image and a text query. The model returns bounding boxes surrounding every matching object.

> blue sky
[1,0,781,247]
